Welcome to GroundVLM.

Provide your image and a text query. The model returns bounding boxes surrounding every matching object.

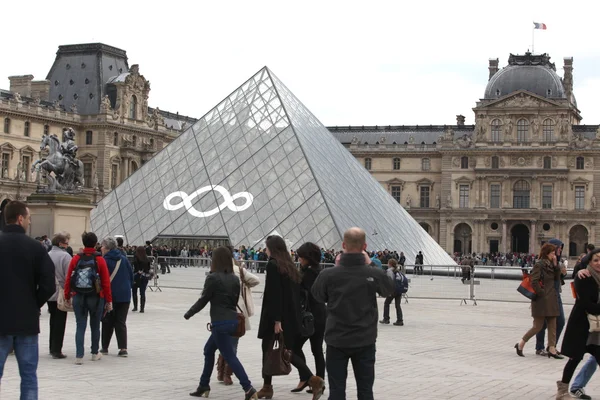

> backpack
[70,253,101,295]
[394,271,409,295]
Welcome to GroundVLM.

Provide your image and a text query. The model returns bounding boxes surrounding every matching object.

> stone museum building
[0,43,193,204]
[330,53,598,257]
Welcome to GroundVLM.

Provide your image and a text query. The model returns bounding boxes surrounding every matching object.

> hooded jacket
[104,249,134,303]
[547,238,566,287]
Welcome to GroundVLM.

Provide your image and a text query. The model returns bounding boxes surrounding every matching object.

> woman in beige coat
[216,254,260,385]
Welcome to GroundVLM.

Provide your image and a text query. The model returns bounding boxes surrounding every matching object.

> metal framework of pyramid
[91,67,455,265]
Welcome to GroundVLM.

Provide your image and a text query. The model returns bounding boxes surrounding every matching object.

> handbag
[232,305,246,338]
[262,333,292,376]
[56,278,73,312]
[299,290,315,337]
[588,314,600,333]
[517,270,544,301]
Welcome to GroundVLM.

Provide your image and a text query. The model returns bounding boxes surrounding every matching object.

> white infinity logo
[163,185,254,218]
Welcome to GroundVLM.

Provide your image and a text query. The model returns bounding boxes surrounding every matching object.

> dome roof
[484,53,567,101]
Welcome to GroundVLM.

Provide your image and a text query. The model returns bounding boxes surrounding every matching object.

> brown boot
[308,376,325,400]
[216,354,225,382]
[256,384,273,399]
[223,363,233,385]
[555,381,569,400]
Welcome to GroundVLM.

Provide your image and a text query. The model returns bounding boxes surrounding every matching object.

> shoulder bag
[517,269,544,301]
[239,267,255,317]
[56,277,74,312]
[110,260,122,282]
[299,289,315,337]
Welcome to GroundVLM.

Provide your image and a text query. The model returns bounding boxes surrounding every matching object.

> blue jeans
[536,291,565,351]
[571,355,598,391]
[200,320,251,391]
[72,294,105,358]
[0,335,39,400]
[326,344,376,400]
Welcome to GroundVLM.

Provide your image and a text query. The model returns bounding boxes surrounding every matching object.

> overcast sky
[2,0,599,126]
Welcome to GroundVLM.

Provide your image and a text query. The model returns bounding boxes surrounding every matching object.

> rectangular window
[44,125,49,135]
[111,164,118,189]
[22,156,30,182]
[459,185,469,208]
[489,239,499,253]
[542,185,553,209]
[575,186,585,210]
[85,131,93,145]
[83,162,92,188]
[24,122,30,137]
[1,153,9,178]
[391,185,401,203]
[490,184,501,208]
[420,186,430,208]
[422,158,430,171]
[491,157,499,169]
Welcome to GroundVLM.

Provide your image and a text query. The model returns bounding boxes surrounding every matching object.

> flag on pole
[533,22,547,30]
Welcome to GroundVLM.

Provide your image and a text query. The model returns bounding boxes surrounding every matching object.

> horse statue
[31,133,84,192]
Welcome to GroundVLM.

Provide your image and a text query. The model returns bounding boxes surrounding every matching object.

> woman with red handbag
[184,247,258,400]
[514,243,563,358]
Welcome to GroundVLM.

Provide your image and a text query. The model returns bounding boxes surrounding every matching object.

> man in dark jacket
[0,201,55,399]
[535,238,566,356]
[312,227,394,400]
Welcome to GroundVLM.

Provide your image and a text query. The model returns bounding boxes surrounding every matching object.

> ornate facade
[0,43,194,203]
[330,53,599,258]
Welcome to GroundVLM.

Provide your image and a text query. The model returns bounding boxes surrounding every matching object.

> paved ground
[2,268,597,399]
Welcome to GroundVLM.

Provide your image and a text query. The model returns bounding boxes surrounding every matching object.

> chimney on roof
[456,115,465,126]
[563,57,574,100]
[488,58,499,80]
[8,75,34,97]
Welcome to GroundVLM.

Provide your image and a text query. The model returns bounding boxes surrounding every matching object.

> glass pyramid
[91,67,455,265]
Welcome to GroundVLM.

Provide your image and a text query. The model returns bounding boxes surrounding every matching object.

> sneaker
[118,350,128,357]
[535,349,547,356]
[570,389,592,399]
[393,321,404,326]
[100,349,108,355]
[91,353,102,361]
[379,319,390,325]
[74,358,83,365]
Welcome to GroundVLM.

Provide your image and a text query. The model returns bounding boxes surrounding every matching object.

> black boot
[140,297,145,313]
[132,295,138,312]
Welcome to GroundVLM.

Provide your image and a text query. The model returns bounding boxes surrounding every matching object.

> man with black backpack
[64,232,113,365]
[380,259,407,326]
[0,201,55,399]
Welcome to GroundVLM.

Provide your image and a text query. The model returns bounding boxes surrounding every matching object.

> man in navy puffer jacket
[100,237,134,357]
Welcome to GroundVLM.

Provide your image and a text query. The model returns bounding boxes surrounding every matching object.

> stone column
[530,220,537,253]
[502,219,507,253]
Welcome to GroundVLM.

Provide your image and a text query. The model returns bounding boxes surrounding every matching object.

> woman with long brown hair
[256,236,325,400]
[132,246,151,313]
[515,243,563,358]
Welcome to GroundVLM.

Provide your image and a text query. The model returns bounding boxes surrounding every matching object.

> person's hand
[274,321,283,334]
[105,302,113,312]
[578,269,591,279]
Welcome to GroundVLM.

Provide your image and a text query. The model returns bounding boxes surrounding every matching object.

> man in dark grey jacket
[312,227,394,400]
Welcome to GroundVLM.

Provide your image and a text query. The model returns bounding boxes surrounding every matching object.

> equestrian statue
[31,127,84,192]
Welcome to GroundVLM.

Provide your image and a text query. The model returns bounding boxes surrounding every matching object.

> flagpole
[532,24,535,53]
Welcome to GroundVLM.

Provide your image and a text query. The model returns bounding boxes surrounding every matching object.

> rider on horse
[61,128,78,168]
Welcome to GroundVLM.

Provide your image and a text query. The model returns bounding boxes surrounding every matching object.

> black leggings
[562,345,600,384]
[262,335,314,384]
[293,327,325,379]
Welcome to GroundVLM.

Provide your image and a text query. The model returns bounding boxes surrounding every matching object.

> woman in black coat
[291,242,327,393]
[555,248,600,399]
[256,236,325,400]
[132,246,151,312]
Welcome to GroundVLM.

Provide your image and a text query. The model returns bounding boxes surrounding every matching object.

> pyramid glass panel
[91,67,455,265]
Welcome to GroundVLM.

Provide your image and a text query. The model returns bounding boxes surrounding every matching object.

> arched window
[24,121,30,137]
[491,119,501,142]
[576,156,585,170]
[491,156,499,169]
[392,157,401,170]
[132,135,137,147]
[460,156,469,169]
[543,156,552,169]
[517,119,529,143]
[513,180,531,209]
[421,158,431,171]
[113,132,119,146]
[542,119,554,142]
[129,95,137,119]
[3,118,10,134]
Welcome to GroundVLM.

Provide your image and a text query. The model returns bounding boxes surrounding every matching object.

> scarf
[586,265,600,289]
